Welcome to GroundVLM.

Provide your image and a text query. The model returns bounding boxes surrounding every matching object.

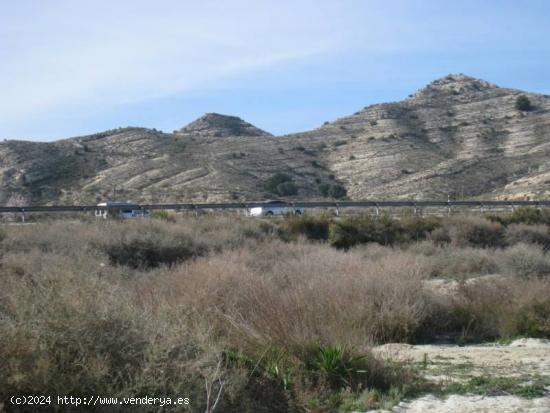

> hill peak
[413,74,498,99]
[176,113,271,137]
[431,73,496,87]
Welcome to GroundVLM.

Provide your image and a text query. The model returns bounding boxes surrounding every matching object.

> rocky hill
[175,113,272,138]
[1,74,549,205]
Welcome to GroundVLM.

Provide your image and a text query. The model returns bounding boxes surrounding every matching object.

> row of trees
[263,173,347,199]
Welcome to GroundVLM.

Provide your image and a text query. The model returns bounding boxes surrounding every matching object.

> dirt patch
[369,339,550,412]
[374,339,550,380]
[390,394,550,413]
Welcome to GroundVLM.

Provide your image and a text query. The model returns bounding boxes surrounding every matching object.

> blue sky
[1,0,550,141]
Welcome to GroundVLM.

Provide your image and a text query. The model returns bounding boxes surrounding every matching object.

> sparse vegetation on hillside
[263,173,298,196]
[319,182,347,199]
[2,75,550,204]
[515,94,533,111]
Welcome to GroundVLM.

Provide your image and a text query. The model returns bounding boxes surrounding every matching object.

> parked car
[246,200,304,217]
[95,201,151,219]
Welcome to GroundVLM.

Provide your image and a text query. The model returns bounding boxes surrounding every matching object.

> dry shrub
[3,216,550,411]
[406,240,440,256]
[440,278,513,341]
[1,217,272,267]
[445,217,506,248]
[503,298,550,338]
[409,240,550,280]
[357,242,397,261]
[1,220,107,257]
[0,264,198,399]
[406,241,498,279]
[176,215,271,251]
[505,224,550,251]
[426,246,498,279]
[428,227,452,245]
[154,242,433,347]
[441,277,550,341]
[496,243,550,278]
[0,251,295,412]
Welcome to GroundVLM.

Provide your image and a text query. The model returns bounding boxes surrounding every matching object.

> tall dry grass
[147,242,431,347]
[1,214,550,411]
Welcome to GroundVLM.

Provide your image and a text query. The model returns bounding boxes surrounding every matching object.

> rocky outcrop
[175,113,271,137]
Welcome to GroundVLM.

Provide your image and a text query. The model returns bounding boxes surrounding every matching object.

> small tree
[319,183,330,197]
[264,173,291,192]
[319,183,347,199]
[263,173,298,196]
[515,95,532,111]
[329,184,347,199]
[276,181,298,196]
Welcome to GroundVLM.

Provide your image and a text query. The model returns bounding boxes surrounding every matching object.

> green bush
[264,173,298,196]
[221,343,408,412]
[318,183,330,197]
[328,215,441,249]
[104,234,207,269]
[487,208,550,226]
[400,216,440,243]
[276,181,298,196]
[329,184,347,199]
[280,214,330,241]
[328,220,362,249]
[319,183,347,199]
[302,344,369,391]
[515,95,533,111]
[508,207,546,225]
[329,215,401,249]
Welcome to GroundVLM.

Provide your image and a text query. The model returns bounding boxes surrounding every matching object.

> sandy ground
[368,338,550,413]
[390,394,550,413]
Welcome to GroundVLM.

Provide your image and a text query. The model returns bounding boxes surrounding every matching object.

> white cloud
[2,0,548,137]
[0,0,368,123]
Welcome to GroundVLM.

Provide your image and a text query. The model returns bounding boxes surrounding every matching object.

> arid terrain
[370,333,550,412]
[1,74,549,205]
[1,209,550,412]
[2,72,550,413]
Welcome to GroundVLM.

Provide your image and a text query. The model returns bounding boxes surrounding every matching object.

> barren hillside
[1,74,549,204]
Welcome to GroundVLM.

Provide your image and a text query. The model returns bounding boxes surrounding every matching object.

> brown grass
[1,215,550,411]
[148,242,431,347]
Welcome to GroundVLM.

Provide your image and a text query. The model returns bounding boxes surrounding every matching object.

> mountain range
[1,74,549,205]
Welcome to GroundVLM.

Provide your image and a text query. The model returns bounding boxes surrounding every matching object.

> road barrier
[1,200,549,215]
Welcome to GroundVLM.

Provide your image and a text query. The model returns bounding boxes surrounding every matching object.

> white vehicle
[95,201,151,219]
[246,200,304,217]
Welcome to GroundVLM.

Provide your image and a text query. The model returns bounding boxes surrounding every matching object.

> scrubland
[1,208,549,412]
